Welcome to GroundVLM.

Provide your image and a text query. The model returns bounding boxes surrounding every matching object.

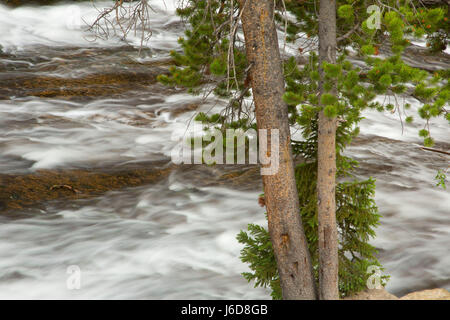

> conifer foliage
[154,0,449,298]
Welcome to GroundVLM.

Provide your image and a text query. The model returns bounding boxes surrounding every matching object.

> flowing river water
[0,1,448,299]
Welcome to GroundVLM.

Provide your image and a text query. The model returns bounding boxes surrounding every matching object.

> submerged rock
[0,162,173,213]
[1,0,90,7]
[0,71,161,99]
[0,47,176,99]
[0,163,268,215]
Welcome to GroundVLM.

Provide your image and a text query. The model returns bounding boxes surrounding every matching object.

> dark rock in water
[0,47,176,99]
[0,270,30,281]
[0,161,173,214]
[0,71,161,99]
[0,163,267,216]
[1,0,90,7]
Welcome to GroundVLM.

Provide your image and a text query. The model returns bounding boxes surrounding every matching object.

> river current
[0,1,448,299]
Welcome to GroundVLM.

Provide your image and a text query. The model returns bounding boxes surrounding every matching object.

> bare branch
[420,147,450,156]
[86,0,155,55]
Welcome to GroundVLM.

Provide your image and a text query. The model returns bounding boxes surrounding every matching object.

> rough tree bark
[238,0,317,300]
[317,0,339,300]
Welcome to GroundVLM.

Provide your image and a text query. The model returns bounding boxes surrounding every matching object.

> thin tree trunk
[238,0,317,300]
[317,0,339,300]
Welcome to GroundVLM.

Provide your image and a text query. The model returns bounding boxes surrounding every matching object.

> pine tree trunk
[317,0,339,300]
[238,0,317,300]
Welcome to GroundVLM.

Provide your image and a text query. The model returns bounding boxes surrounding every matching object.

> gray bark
[238,0,317,300]
[318,0,339,300]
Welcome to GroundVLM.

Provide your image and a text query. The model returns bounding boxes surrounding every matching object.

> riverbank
[347,288,450,300]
